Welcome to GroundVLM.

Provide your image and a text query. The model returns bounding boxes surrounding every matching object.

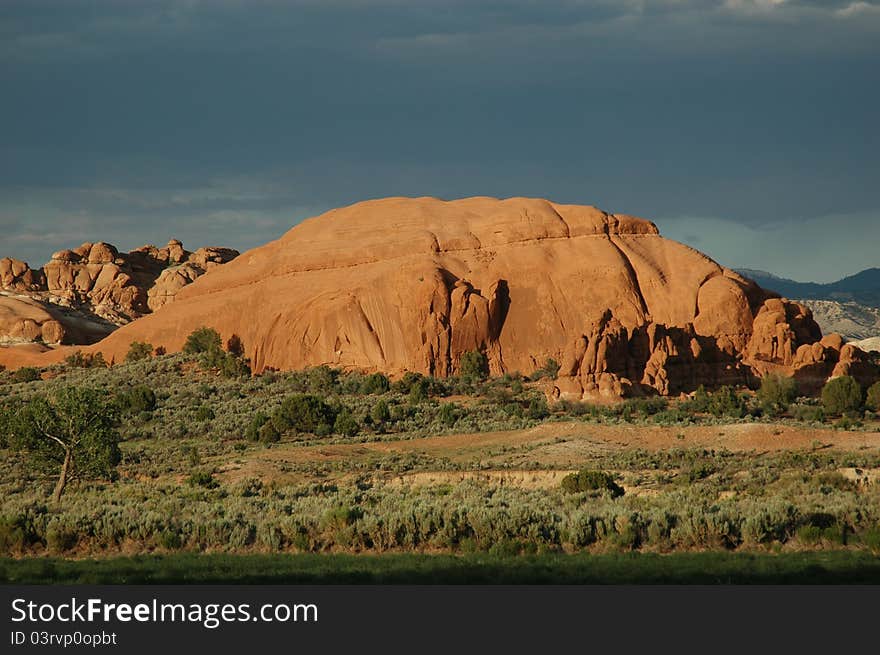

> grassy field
[3,551,880,584]
[2,349,880,581]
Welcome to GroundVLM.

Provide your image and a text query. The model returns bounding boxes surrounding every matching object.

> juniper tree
[7,387,121,503]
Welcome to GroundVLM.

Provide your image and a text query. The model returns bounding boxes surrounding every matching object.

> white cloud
[836,2,880,17]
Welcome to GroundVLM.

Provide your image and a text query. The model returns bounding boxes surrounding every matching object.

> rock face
[1,196,876,396]
[0,240,238,346]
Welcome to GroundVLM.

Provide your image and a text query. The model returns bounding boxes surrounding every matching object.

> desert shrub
[459,350,489,381]
[11,367,40,383]
[183,327,222,355]
[304,366,338,393]
[46,524,79,554]
[371,399,391,424]
[187,471,218,488]
[272,394,336,434]
[360,373,390,395]
[195,406,215,422]
[226,334,245,358]
[258,422,281,444]
[321,505,363,530]
[681,385,746,418]
[683,385,712,413]
[392,372,429,396]
[682,462,716,482]
[125,341,154,363]
[561,470,624,498]
[184,445,201,467]
[65,351,107,369]
[218,352,251,378]
[821,376,864,416]
[531,358,561,381]
[158,529,183,550]
[527,397,550,420]
[0,516,33,555]
[408,378,430,404]
[866,382,880,412]
[707,386,747,418]
[438,402,458,427]
[862,528,880,553]
[815,471,857,493]
[792,403,825,423]
[245,412,269,441]
[758,374,798,416]
[119,385,157,413]
[796,525,823,546]
[333,409,360,437]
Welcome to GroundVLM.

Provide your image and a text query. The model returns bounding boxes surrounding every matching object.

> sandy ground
[213,419,880,486]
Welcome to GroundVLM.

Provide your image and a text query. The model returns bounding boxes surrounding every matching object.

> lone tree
[7,387,121,503]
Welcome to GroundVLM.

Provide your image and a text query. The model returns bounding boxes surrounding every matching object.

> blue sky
[1,0,878,282]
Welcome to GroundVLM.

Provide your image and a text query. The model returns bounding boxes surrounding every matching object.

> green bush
[272,394,336,434]
[65,351,107,369]
[245,412,269,441]
[866,382,880,412]
[408,378,429,404]
[46,524,79,554]
[527,398,550,420]
[707,386,747,418]
[531,358,561,381]
[758,374,798,416]
[187,471,218,488]
[195,406,215,422]
[333,409,360,438]
[11,367,40,383]
[183,328,222,355]
[796,525,823,546]
[792,403,825,423]
[821,376,864,416]
[862,528,880,553]
[360,373,390,395]
[561,470,624,498]
[125,342,154,363]
[258,422,281,444]
[218,353,251,378]
[119,385,157,413]
[459,350,489,381]
[681,385,746,418]
[371,399,391,424]
[0,516,32,555]
[439,403,458,427]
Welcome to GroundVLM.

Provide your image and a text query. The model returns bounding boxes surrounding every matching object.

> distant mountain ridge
[736,267,880,308]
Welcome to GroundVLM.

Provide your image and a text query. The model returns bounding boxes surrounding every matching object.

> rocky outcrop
[0,196,876,396]
[0,239,238,346]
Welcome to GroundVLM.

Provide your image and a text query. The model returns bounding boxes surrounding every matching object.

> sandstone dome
[1,196,875,399]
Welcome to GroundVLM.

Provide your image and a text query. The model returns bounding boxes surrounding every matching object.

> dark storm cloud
[1,1,878,277]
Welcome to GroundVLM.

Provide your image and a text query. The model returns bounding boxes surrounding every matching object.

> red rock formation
[0,196,876,396]
[0,240,238,346]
